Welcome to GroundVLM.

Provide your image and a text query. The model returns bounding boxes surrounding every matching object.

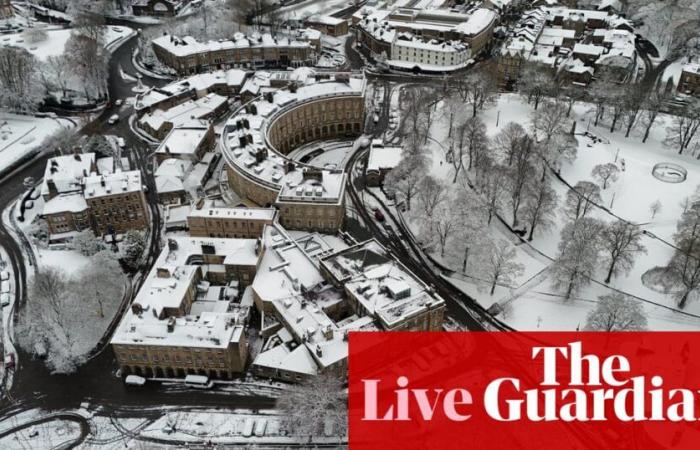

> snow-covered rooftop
[155,122,211,157]
[189,205,277,221]
[139,93,227,133]
[41,153,95,198]
[367,141,403,172]
[223,74,364,192]
[83,170,143,199]
[152,32,313,58]
[111,236,260,348]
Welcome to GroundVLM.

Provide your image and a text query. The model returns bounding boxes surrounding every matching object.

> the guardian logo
[362,341,700,423]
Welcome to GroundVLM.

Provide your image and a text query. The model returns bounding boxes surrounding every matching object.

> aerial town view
[0,0,699,447]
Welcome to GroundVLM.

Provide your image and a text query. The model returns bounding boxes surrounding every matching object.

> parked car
[0,270,9,281]
[1,280,10,294]
[23,176,35,188]
[125,375,147,386]
[115,99,123,106]
[4,353,14,369]
[117,137,126,148]
[373,208,385,222]
[108,114,119,125]
[1,293,10,307]
[185,374,213,389]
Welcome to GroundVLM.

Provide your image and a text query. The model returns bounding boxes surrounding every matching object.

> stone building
[305,15,349,37]
[155,121,215,164]
[188,203,277,239]
[151,33,317,75]
[678,63,700,96]
[222,74,365,231]
[83,171,150,235]
[132,0,187,17]
[111,237,262,379]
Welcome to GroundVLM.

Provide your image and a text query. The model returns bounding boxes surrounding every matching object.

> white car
[125,375,146,386]
[0,270,9,281]
[1,280,10,294]
[108,114,119,125]
[115,99,123,106]
[1,293,10,307]
[117,137,126,148]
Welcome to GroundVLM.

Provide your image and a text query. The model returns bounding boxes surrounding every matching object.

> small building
[305,15,349,37]
[138,93,228,140]
[155,121,215,165]
[678,63,700,96]
[365,140,403,187]
[155,158,193,205]
[132,0,188,17]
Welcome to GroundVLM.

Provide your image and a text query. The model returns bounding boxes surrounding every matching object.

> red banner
[349,332,700,449]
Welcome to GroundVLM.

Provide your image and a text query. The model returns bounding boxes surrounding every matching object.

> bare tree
[459,116,489,173]
[453,64,497,118]
[668,203,700,308]
[44,55,71,98]
[664,101,700,155]
[591,163,620,190]
[482,239,524,295]
[428,201,460,258]
[551,217,604,299]
[0,47,40,112]
[384,154,427,212]
[474,162,507,225]
[277,372,347,439]
[518,62,556,110]
[521,176,559,241]
[564,181,601,221]
[493,122,527,166]
[530,100,568,145]
[622,85,646,138]
[600,221,647,283]
[585,293,647,331]
[66,33,109,101]
[641,89,668,143]
[506,134,536,226]
[416,176,447,219]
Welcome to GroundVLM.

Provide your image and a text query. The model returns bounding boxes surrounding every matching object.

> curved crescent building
[222,73,367,233]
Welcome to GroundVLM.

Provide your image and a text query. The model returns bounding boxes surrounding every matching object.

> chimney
[196,198,205,210]
[315,344,322,357]
[167,317,176,332]
[47,179,59,198]
[131,303,143,315]
[157,267,171,278]
[100,176,106,187]
[323,325,333,340]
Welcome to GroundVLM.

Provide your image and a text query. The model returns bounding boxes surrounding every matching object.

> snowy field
[0,113,75,175]
[0,26,132,61]
[404,90,700,331]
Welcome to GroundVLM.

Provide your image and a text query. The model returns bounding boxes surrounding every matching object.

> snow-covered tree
[66,33,109,101]
[585,293,647,331]
[551,217,604,299]
[457,116,489,174]
[474,161,507,225]
[24,27,48,44]
[416,176,447,220]
[600,221,647,283]
[668,203,700,308]
[482,239,524,295]
[518,62,556,110]
[641,89,668,143]
[530,100,568,145]
[591,163,620,190]
[19,252,123,373]
[664,101,700,155]
[564,181,601,221]
[493,122,527,166]
[0,47,40,112]
[451,64,497,118]
[427,201,460,258]
[521,176,558,241]
[650,199,663,219]
[72,232,106,256]
[277,372,347,439]
[121,230,146,272]
[506,134,536,226]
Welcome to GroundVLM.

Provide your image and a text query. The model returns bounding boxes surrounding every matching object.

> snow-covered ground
[0,113,75,175]
[405,90,700,331]
[0,26,132,61]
